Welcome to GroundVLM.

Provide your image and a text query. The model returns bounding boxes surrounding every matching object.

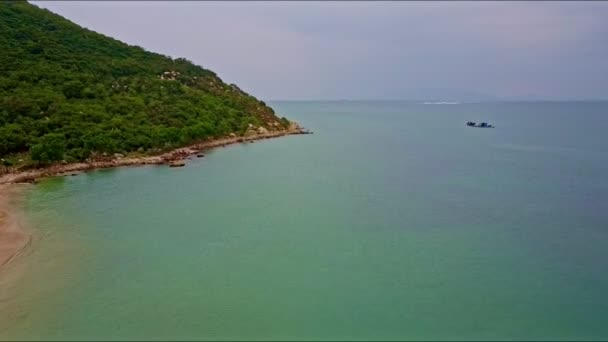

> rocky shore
[0,125,312,185]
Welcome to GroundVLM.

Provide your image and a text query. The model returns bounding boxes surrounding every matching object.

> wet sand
[0,184,32,269]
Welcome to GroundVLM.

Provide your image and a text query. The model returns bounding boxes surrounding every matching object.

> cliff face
[0,2,291,165]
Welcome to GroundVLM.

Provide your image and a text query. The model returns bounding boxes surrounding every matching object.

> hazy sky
[34,1,608,101]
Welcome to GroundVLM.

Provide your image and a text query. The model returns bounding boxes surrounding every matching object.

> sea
[1,101,608,340]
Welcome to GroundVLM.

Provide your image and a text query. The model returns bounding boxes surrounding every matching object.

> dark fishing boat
[466,121,494,128]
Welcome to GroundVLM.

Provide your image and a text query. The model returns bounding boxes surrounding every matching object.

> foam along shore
[0,184,32,269]
[0,125,312,185]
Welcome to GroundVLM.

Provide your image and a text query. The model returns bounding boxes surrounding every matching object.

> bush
[0,2,287,163]
[30,133,66,165]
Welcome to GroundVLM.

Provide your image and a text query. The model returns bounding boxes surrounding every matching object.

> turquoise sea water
[2,101,608,340]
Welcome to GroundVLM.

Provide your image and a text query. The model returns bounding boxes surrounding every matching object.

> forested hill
[0,1,291,165]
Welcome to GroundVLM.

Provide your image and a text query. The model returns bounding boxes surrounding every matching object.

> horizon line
[266,98,608,103]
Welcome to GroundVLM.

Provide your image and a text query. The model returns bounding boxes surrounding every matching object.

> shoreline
[0,126,309,270]
[0,184,32,270]
[0,126,310,185]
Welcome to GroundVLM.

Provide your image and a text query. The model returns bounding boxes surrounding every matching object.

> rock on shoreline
[0,126,311,185]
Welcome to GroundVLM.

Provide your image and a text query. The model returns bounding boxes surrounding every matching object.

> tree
[30,133,66,165]
[0,124,27,155]
[0,2,288,165]
[62,80,85,99]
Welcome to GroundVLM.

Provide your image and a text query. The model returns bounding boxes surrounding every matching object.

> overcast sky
[34,1,608,101]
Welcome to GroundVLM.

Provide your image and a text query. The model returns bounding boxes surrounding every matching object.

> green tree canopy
[0,1,290,165]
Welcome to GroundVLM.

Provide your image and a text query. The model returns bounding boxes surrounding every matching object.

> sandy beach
[0,184,31,269]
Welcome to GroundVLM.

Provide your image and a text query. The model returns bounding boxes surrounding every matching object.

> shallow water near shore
[2,101,608,340]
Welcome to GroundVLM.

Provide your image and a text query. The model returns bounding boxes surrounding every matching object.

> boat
[466,121,494,128]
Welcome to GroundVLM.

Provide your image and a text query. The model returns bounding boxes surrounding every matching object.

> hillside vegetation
[0,1,290,166]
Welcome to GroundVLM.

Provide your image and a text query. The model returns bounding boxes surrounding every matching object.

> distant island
[0,2,306,183]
